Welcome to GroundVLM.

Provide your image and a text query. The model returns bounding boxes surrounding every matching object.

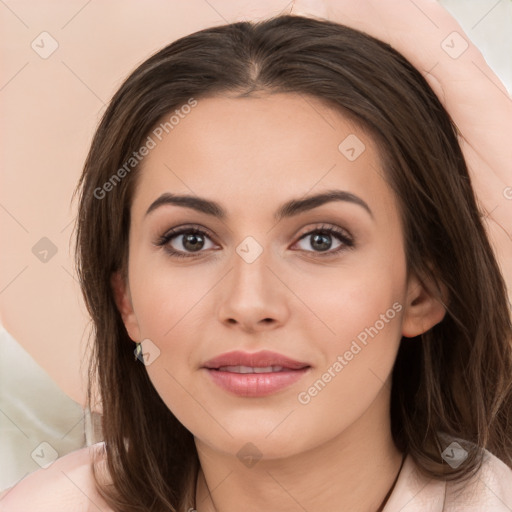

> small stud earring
[134,342,143,362]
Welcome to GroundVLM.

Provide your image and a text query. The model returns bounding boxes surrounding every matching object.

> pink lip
[202,350,311,398]
[203,350,310,370]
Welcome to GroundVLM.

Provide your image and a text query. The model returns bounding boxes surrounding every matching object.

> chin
[193,419,320,462]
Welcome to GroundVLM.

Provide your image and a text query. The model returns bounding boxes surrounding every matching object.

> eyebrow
[145,189,373,221]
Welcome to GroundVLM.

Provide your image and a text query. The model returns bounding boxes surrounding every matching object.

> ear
[401,271,447,338]
[110,270,141,342]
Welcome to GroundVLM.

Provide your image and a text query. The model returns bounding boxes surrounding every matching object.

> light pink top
[1,442,511,511]
[382,449,512,511]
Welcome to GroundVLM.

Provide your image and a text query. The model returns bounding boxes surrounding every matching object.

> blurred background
[1,0,511,493]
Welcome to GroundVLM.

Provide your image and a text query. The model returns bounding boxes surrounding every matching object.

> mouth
[202,350,311,397]
[203,349,310,371]
[215,365,291,373]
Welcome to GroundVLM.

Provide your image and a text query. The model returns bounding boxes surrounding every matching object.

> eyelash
[154,223,355,260]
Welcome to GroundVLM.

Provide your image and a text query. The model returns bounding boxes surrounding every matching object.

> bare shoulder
[0,442,114,512]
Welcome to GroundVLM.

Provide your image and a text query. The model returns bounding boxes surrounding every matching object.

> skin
[110,92,446,512]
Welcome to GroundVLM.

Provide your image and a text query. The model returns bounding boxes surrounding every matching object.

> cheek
[297,250,405,348]
[129,257,208,340]
[298,268,404,390]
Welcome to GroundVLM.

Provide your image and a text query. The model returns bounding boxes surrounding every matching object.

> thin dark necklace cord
[375,452,407,512]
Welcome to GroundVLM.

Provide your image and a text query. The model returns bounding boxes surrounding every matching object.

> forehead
[131,93,396,222]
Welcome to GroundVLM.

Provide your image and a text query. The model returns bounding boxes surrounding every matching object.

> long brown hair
[73,14,512,511]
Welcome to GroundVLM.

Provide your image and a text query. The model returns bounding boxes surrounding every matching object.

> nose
[216,244,290,333]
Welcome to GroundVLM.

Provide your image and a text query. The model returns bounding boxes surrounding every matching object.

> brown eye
[155,226,216,259]
[178,232,207,252]
[293,225,354,256]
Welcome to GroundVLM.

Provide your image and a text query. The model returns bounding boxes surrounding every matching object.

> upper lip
[202,350,310,370]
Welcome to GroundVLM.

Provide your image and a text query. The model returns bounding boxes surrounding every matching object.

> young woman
[2,9,512,512]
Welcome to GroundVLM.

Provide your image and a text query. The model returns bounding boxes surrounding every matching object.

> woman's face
[113,93,443,461]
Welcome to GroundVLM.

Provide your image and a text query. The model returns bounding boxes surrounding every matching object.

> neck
[193,385,403,512]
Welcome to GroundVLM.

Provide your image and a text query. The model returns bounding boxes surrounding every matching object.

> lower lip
[204,368,310,397]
